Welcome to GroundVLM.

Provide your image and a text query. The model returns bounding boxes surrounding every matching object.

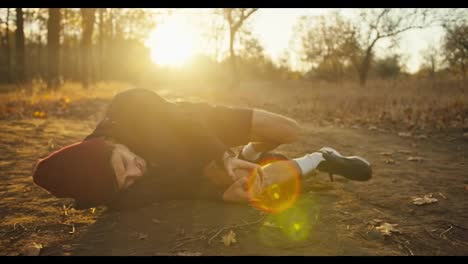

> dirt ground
[0,88,467,256]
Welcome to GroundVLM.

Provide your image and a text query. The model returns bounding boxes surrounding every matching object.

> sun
[145,16,199,67]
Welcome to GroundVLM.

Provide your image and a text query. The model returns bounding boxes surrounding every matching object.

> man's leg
[239,109,301,162]
[214,147,373,203]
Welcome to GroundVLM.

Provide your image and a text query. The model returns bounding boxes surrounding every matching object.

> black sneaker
[238,147,289,165]
[316,147,372,182]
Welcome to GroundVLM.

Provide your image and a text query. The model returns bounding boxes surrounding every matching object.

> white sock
[241,143,262,162]
[293,152,325,176]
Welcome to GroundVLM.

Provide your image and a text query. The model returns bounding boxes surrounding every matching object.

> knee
[251,109,302,144]
[281,118,301,143]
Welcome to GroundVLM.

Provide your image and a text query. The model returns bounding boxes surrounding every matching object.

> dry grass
[0,78,467,133]
[193,78,468,133]
[0,81,133,120]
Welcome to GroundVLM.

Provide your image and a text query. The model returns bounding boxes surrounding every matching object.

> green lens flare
[258,197,320,246]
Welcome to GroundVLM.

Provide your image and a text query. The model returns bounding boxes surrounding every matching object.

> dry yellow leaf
[407,156,423,162]
[398,132,412,137]
[412,194,438,205]
[375,223,401,236]
[379,152,393,156]
[23,242,42,256]
[397,149,412,154]
[221,230,237,246]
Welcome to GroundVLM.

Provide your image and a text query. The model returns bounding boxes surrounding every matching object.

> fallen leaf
[407,156,424,162]
[69,224,75,234]
[416,134,428,139]
[384,158,396,164]
[23,242,42,256]
[262,221,282,229]
[379,152,393,156]
[221,230,237,246]
[263,221,276,227]
[397,149,412,154]
[398,132,412,137]
[369,126,377,131]
[412,194,438,205]
[375,223,401,236]
[90,208,96,214]
[177,252,202,256]
[138,233,148,240]
[62,204,69,216]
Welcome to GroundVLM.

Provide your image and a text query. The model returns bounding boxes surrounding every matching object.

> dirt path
[0,117,467,256]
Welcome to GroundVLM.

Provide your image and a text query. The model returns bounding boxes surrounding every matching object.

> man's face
[110,144,147,190]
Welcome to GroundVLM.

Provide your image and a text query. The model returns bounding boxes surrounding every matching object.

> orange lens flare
[247,158,302,214]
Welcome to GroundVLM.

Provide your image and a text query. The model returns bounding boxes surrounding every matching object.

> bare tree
[202,11,226,62]
[4,8,11,82]
[420,43,443,80]
[47,8,61,90]
[443,23,468,80]
[294,13,355,82]
[347,8,434,86]
[61,8,80,81]
[80,8,96,89]
[25,8,49,81]
[238,29,264,61]
[221,8,258,88]
[15,8,25,84]
[98,8,105,81]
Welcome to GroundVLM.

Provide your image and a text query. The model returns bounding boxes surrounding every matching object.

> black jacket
[85,88,228,173]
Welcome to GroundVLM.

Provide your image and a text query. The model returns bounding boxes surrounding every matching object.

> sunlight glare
[145,16,200,67]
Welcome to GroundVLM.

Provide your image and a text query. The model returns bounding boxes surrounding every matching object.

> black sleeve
[168,101,229,166]
[84,88,229,168]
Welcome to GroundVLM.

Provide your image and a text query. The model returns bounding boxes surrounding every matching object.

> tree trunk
[5,8,11,82]
[462,62,466,81]
[36,35,42,81]
[358,51,372,86]
[47,8,61,90]
[98,8,104,81]
[229,27,239,88]
[81,8,96,89]
[15,8,25,84]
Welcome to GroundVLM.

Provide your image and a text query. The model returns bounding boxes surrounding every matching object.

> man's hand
[222,150,264,182]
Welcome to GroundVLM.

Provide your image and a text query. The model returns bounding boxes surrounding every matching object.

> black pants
[103,89,253,210]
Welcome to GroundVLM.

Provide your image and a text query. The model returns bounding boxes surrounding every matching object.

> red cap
[32,137,117,207]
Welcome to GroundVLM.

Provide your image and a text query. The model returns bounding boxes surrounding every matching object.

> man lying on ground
[32,88,372,210]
